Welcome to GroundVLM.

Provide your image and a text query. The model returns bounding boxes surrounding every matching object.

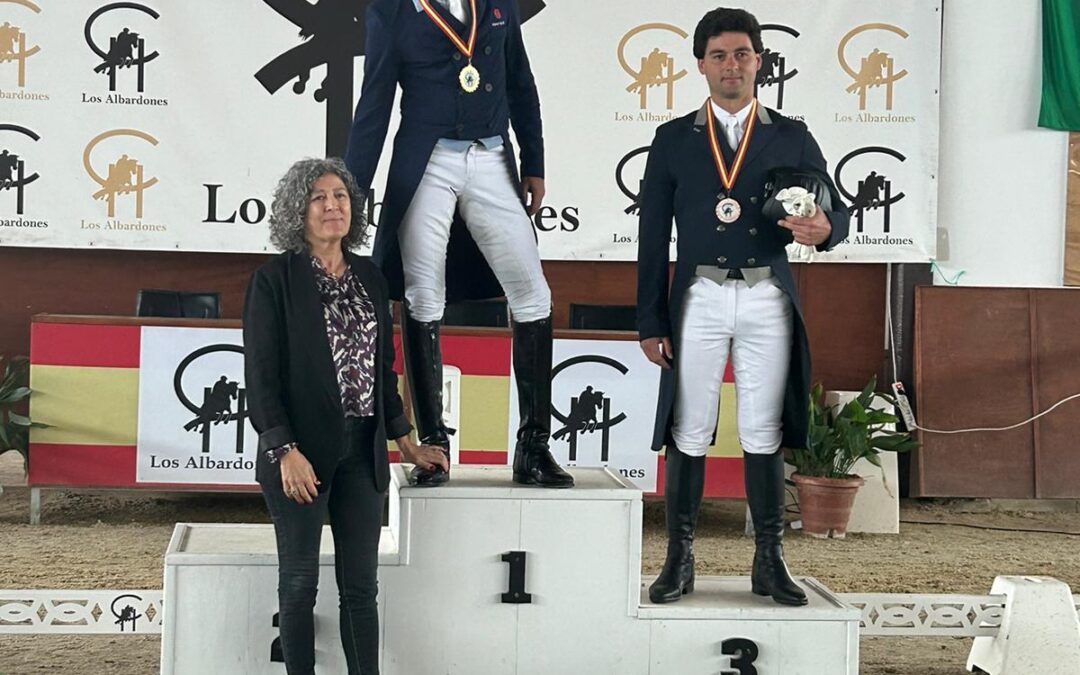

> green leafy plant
[1,355,45,466]
[789,376,919,480]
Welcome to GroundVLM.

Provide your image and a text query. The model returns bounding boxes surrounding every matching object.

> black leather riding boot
[745,451,807,606]
[510,317,574,488]
[401,311,451,486]
[648,446,705,603]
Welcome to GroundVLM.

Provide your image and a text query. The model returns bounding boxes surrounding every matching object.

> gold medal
[418,0,481,93]
[704,98,758,223]
[459,63,480,93]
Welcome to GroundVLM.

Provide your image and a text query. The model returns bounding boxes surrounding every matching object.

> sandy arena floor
[2,454,1078,674]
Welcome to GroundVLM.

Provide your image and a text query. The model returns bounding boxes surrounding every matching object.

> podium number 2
[721,637,759,675]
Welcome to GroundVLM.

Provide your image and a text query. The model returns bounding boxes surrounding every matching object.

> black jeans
[261,417,386,675]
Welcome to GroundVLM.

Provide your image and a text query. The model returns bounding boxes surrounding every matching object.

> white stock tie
[723,117,741,151]
[441,0,468,23]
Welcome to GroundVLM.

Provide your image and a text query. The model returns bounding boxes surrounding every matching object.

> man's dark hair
[693,7,764,59]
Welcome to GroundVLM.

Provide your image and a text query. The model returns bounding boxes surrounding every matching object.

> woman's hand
[280,448,321,504]
[395,436,450,473]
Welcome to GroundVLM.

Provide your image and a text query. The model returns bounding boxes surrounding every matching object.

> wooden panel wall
[0,248,886,393]
[913,286,1080,498]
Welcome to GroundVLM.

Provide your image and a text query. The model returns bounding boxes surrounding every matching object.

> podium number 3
[721,637,759,675]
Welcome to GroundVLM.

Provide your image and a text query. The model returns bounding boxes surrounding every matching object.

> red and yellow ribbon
[704,98,759,193]
[418,0,479,60]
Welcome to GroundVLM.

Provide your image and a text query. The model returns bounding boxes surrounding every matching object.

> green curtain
[1040,0,1080,130]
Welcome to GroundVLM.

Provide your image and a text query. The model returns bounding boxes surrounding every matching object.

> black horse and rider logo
[552,385,605,441]
[92,27,141,73]
[754,24,800,110]
[0,124,41,215]
[834,146,907,234]
[84,3,161,93]
[615,146,650,216]
[182,375,240,433]
[173,345,249,454]
[110,594,144,632]
[550,356,628,463]
[849,171,887,213]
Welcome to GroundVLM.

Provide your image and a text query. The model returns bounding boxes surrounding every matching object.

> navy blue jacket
[636,102,849,451]
[345,0,544,301]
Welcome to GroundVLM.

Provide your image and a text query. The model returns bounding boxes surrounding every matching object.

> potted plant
[789,376,918,538]
[0,355,43,491]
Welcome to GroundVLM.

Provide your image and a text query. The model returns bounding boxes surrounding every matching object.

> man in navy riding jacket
[345,0,573,489]
[637,7,850,606]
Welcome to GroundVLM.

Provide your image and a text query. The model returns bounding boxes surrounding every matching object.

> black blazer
[243,251,412,492]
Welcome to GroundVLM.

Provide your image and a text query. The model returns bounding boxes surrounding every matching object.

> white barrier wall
[936,0,1070,287]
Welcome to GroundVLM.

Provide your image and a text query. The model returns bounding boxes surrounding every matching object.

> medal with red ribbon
[705,98,758,224]
[418,0,481,93]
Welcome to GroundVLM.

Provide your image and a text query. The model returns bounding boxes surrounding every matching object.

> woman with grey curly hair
[244,157,447,675]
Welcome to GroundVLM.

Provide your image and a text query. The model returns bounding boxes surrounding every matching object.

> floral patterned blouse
[311,255,377,417]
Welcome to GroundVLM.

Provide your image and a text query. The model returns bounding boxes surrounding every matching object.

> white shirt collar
[709,98,755,129]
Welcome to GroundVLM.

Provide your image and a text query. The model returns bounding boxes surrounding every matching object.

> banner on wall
[136,327,258,485]
[0,0,939,262]
[508,339,662,492]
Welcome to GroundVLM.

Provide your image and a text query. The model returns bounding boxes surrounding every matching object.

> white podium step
[161,465,859,674]
[640,577,859,674]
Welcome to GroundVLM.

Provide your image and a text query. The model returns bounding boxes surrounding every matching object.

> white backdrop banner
[0,0,939,262]
[136,326,258,485]
[508,339,661,491]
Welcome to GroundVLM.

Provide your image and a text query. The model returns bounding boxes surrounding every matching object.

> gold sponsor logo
[0,0,41,88]
[618,23,688,110]
[83,129,159,218]
[838,23,909,111]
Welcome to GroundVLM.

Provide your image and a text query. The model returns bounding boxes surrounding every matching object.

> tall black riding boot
[401,312,452,486]
[745,451,807,606]
[511,317,574,488]
[648,446,706,604]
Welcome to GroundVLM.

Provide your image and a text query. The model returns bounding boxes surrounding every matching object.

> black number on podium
[721,637,759,675]
[501,551,532,604]
[270,612,284,662]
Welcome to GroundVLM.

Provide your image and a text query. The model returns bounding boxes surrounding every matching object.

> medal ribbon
[704,98,758,193]
[418,0,478,60]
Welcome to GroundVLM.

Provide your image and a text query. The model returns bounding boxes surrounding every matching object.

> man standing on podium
[636,7,849,605]
[346,0,573,489]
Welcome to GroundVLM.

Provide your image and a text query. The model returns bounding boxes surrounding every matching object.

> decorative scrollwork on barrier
[1,590,1078,637]
[839,594,1005,636]
[0,591,163,634]
[840,594,1080,637]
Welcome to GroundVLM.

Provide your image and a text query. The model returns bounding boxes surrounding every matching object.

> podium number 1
[501,551,532,604]
[721,637,759,675]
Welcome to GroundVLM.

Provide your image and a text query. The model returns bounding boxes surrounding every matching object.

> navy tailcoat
[345,0,544,302]
[636,102,850,452]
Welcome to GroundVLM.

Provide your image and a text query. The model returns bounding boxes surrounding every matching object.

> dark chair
[136,290,221,319]
[135,290,182,318]
[441,299,509,328]
[568,303,637,331]
[179,292,221,319]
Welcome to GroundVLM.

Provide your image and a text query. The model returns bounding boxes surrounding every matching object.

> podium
[162,466,859,674]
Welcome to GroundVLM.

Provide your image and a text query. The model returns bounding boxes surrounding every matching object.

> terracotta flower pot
[792,473,865,539]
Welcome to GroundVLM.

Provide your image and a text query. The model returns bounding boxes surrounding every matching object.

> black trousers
[261,417,386,675]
